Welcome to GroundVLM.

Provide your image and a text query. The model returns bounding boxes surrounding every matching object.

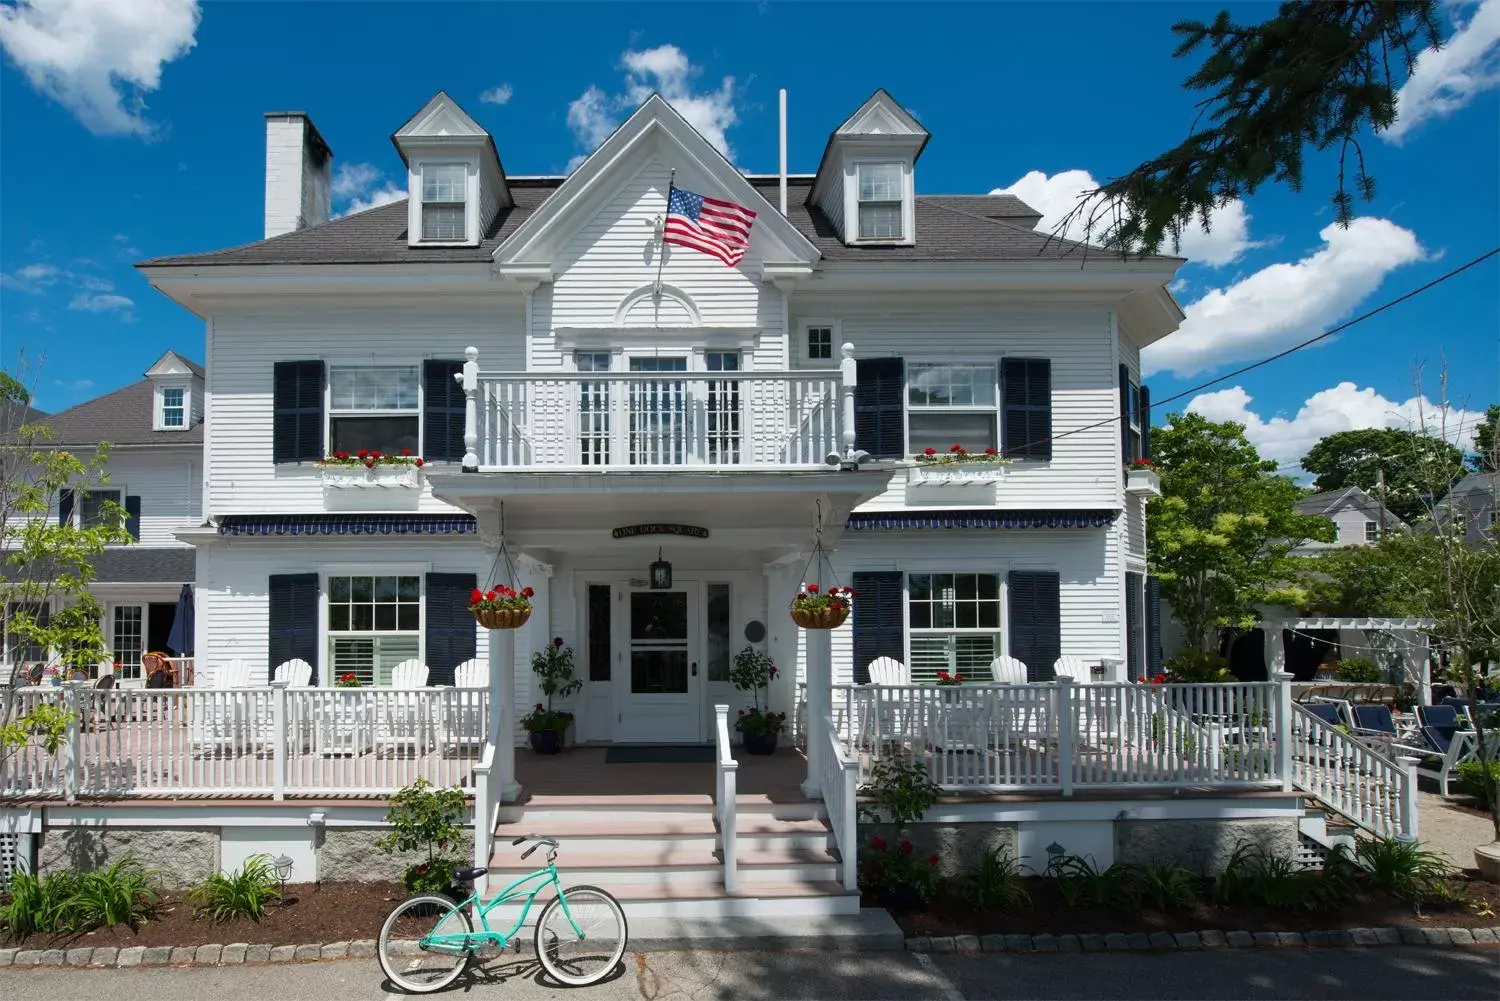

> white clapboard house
[0,91,1415,920]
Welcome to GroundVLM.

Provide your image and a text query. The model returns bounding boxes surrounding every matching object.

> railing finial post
[460,346,480,472]
[839,343,857,462]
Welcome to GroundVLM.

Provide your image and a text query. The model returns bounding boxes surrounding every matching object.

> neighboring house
[0,351,203,681]
[1290,486,1409,555]
[1432,471,1499,547]
[139,89,1178,715]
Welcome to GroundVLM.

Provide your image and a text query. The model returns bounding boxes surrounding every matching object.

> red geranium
[870,835,887,851]
[899,840,913,856]
[923,447,937,456]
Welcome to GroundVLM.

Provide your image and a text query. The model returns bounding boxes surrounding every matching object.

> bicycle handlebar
[510,833,560,859]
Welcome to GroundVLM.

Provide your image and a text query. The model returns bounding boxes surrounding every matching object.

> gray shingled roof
[90,548,196,583]
[1,403,49,434]
[140,181,1177,268]
[30,376,203,446]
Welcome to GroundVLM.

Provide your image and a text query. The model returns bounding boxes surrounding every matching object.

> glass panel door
[614,584,701,742]
[628,357,687,465]
[629,591,688,693]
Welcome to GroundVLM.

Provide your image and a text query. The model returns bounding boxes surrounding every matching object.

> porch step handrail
[713,705,739,893]
[819,714,860,891]
[1288,702,1417,840]
[471,741,499,895]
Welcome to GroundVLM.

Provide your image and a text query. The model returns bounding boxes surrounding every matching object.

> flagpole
[653,169,675,302]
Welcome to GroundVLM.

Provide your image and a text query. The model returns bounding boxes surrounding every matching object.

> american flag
[663,185,756,267]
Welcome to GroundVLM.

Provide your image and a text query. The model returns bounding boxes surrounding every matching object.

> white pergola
[1265,616,1438,703]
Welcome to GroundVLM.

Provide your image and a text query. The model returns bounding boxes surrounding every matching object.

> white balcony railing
[456,344,858,470]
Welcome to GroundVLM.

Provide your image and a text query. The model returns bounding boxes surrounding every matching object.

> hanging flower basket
[469,586,534,630]
[789,585,853,630]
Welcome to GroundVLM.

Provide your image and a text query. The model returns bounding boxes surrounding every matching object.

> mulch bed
[888,875,1500,939]
[1,881,404,950]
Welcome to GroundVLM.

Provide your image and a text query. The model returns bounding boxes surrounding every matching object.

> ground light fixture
[271,854,294,896]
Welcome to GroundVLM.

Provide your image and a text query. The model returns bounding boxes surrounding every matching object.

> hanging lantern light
[649,547,673,589]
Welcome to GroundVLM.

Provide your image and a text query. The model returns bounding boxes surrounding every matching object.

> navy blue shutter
[1125,571,1143,679]
[1138,384,1152,460]
[59,489,74,527]
[422,360,465,463]
[424,572,477,687]
[1002,359,1052,459]
[1145,576,1163,675]
[1007,570,1061,681]
[851,571,903,684]
[854,358,905,460]
[124,496,141,541]
[272,361,325,464]
[1119,363,1133,463]
[268,573,319,683]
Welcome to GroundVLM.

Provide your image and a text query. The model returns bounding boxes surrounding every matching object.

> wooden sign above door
[611,523,710,540]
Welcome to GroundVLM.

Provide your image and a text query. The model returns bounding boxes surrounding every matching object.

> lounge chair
[1305,702,1343,727]
[1350,704,1399,742]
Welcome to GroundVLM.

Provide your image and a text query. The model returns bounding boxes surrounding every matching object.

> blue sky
[2,0,1497,472]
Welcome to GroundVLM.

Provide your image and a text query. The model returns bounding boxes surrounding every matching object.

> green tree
[1471,404,1499,472]
[1148,412,1334,651]
[1300,427,1464,524]
[1055,2,1443,256]
[0,371,30,408]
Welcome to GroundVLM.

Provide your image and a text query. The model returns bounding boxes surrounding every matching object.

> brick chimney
[264,112,333,239]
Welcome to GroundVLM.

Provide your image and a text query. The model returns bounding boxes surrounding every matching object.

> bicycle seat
[452,866,488,883]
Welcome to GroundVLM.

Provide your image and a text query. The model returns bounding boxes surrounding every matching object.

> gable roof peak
[144,349,204,379]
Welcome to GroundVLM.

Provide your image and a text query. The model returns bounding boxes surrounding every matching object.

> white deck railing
[459,344,857,470]
[1289,703,1417,839]
[818,714,860,891]
[1,684,489,800]
[713,705,739,893]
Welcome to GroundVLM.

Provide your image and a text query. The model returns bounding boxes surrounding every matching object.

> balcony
[458,347,856,471]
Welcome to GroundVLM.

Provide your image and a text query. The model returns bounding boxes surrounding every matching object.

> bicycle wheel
[534,884,628,986]
[377,894,473,994]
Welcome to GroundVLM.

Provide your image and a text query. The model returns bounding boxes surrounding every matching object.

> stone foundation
[315,828,474,883]
[858,821,1018,879]
[1114,818,1298,875]
[39,826,219,890]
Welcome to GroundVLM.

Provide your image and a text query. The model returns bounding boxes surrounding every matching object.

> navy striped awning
[846,509,1119,531]
[217,515,478,537]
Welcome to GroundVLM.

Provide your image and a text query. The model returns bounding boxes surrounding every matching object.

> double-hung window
[907,362,998,455]
[80,490,122,530]
[576,352,613,466]
[420,164,467,242]
[1364,521,1380,544]
[704,351,741,465]
[328,366,420,457]
[857,163,904,240]
[806,325,833,361]
[112,605,143,680]
[327,575,421,686]
[161,387,185,428]
[908,573,1002,683]
[1125,380,1143,462]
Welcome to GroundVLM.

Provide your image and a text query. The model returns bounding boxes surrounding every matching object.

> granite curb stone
[904,925,1500,954]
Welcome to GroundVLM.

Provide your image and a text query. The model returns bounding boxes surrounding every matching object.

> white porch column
[801,626,832,800]
[518,555,554,737]
[489,626,520,801]
[1266,623,1287,678]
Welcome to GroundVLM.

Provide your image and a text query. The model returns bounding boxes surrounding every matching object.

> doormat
[605,745,716,764]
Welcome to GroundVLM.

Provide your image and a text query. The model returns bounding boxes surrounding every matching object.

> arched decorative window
[615,285,700,327]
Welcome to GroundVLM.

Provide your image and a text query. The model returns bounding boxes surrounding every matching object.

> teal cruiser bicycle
[376,835,628,993]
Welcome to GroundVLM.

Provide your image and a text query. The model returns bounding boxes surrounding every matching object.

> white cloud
[0,262,59,293]
[68,292,133,313]
[991,169,1260,267]
[1187,382,1485,471]
[53,378,93,391]
[1142,217,1426,378]
[479,83,513,106]
[332,162,404,217]
[0,0,200,137]
[566,44,739,170]
[1385,0,1500,142]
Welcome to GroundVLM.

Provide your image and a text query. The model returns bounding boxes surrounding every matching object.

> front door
[613,583,702,742]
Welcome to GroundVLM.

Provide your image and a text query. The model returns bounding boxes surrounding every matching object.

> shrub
[1046,855,1137,910]
[1334,657,1381,683]
[403,857,461,896]
[1136,864,1199,911]
[1212,842,1342,911]
[377,779,468,895]
[62,858,159,932]
[1456,759,1500,808]
[963,846,1030,911]
[188,856,281,923]
[856,754,940,828]
[859,835,939,905]
[1354,836,1450,910]
[0,869,77,938]
[1163,649,1233,683]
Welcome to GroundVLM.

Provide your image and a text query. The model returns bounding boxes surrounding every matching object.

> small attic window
[420,163,467,241]
[857,162,904,240]
[161,387,186,428]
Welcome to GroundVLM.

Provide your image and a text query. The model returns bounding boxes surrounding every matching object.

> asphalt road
[0,947,1495,1001]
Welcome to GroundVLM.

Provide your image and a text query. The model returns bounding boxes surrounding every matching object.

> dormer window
[161,387,186,428]
[857,162,904,241]
[420,163,467,241]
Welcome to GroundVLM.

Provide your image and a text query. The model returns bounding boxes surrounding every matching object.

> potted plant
[1125,458,1162,497]
[730,646,785,754]
[911,443,1011,484]
[335,672,361,688]
[522,637,581,754]
[469,584,534,630]
[790,583,853,630]
[861,834,940,909]
[317,449,425,489]
[935,669,966,704]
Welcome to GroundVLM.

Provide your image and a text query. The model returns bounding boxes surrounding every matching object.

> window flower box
[908,444,1009,486]
[1125,463,1161,498]
[319,450,424,490]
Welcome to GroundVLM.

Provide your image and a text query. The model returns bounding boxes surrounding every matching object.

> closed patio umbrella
[166,584,195,657]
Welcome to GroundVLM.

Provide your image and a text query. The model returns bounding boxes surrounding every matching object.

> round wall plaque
[744,620,767,644]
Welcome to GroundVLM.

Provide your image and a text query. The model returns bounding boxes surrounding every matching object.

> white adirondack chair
[277,659,314,687]
[866,657,910,686]
[441,658,488,753]
[213,659,253,688]
[191,659,252,756]
[1051,656,1095,683]
[989,655,1028,684]
[862,657,911,747]
[377,660,432,757]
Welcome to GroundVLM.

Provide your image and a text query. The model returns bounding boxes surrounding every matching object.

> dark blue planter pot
[742,731,779,756]
[529,728,562,755]
[878,884,921,910]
